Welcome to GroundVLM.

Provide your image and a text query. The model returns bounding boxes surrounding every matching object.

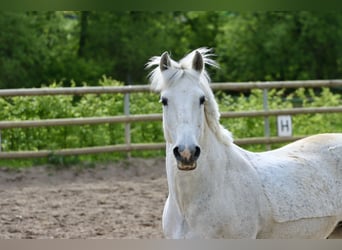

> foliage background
[0,11,341,166]
[1,11,342,88]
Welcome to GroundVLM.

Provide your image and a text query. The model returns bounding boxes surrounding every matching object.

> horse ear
[192,51,204,72]
[160,52,171,71]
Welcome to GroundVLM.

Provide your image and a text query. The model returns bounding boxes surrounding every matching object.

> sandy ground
[0,158,167,239]
[0,157,341,239]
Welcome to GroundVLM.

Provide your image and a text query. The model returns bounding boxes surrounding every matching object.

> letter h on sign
[277,115,292,137]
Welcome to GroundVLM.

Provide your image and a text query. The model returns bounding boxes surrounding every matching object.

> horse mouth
[177,161,197,171]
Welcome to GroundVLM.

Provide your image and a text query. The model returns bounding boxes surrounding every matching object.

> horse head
[147,48,231,171]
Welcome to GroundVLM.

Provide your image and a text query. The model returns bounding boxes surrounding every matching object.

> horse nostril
[194,146,201,160]
[173,146,182,161]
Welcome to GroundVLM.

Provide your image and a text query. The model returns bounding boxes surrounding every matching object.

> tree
[2,11,342,89]
[0,12,45,88]
[0,11,81,88]
[215,11,342,82]
[78,11,89,58]
[82,12,189,84]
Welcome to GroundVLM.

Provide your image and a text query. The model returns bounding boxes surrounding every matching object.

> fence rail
[0,137,307,160]
[0,79,341,97]
[0,79,341,159]
[1,106,341,129]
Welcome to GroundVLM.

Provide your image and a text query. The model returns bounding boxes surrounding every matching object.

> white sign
[277,115,292,137]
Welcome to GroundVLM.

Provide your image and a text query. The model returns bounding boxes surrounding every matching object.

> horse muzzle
[173,145,201,171]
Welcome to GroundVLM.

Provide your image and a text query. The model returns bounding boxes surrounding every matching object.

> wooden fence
[0,80,341,159]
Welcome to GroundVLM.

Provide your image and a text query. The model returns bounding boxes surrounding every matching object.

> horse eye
[160,97,168,106]
[199,96,206,105]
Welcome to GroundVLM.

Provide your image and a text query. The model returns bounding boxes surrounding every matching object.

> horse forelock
[146,48,233,145]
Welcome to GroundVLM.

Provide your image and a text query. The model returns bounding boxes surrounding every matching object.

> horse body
[147,48,342,238]
[245,133,342,238]
[164,130,342,239]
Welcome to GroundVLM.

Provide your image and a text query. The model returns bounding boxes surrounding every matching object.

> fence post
[124,93,131,158]
[263,88,271,150]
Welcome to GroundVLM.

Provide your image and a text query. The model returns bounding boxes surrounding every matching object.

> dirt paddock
[0,157,341,239]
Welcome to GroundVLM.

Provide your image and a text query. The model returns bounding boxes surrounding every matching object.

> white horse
[146,48,342,239]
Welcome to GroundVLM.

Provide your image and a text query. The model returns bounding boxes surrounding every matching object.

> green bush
[218,87,342,151]
[0,78,341,167]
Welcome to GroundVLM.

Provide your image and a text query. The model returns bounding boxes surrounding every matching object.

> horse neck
[198,121,247,175]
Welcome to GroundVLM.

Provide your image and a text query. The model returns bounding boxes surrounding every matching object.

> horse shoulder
[228,145,274,229]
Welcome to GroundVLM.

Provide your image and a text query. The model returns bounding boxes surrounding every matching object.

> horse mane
[146,48,233,145]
